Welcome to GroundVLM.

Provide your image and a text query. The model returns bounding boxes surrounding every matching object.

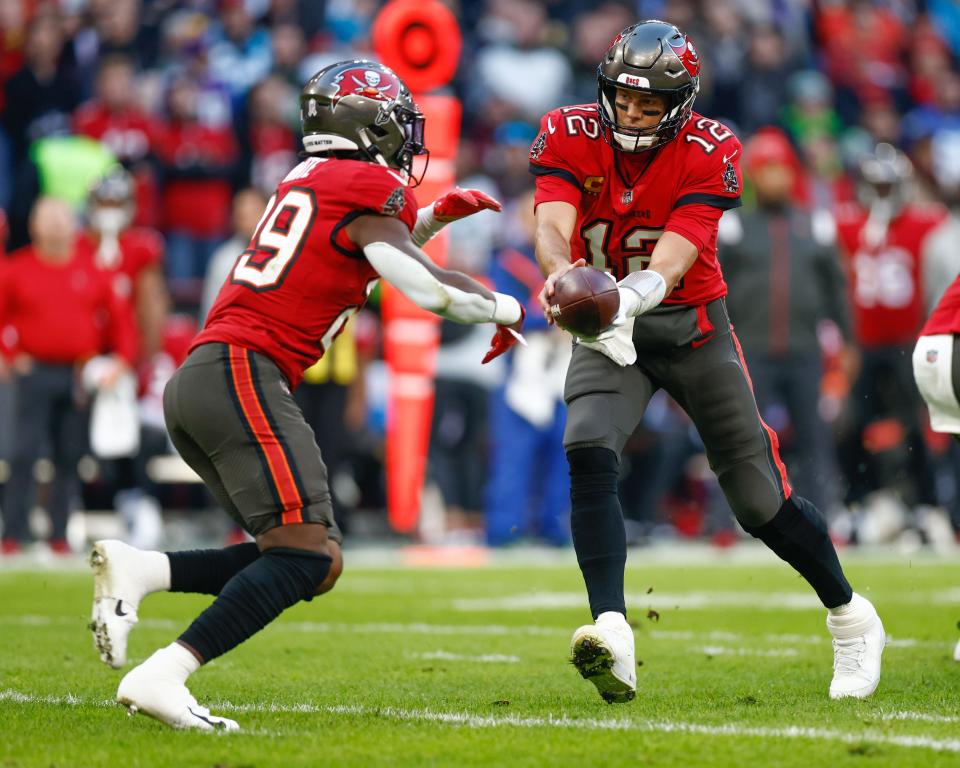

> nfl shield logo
[927,349,939,363]
[621,189,633,205]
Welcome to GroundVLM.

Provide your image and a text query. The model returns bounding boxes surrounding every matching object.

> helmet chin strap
[612,131,659,151]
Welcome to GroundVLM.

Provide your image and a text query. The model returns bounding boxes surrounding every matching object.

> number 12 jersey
[530,105,742,305]
[195,158,418,388]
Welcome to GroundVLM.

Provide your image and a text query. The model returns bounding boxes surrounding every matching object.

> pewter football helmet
[597,20,701,152]
[299,60,426,179]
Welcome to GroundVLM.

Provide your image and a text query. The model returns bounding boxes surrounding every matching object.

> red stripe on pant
[228,345,304,524]
[730,332,793,499]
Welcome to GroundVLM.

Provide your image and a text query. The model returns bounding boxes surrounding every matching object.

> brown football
[550,266,620,337]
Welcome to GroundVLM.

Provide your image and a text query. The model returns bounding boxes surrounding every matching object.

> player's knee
[718,464,783,528]
[567,445,619,497]
[259,547,333,603]
[314,542,343,596]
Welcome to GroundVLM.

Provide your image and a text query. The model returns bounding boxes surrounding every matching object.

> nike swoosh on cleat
[188,707,223,729]
[114,600,129,617]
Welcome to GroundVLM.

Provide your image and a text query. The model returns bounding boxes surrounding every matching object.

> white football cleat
[117,649,239,732]
[89,539,169,668]
[826,592,885,700]
[570,611,636,703]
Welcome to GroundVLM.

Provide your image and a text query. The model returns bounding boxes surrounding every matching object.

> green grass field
[1,547,959,767]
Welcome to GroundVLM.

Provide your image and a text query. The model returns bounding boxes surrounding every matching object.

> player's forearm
[535,224,573,277]
[364,241,521,325]
[646,231,698,294]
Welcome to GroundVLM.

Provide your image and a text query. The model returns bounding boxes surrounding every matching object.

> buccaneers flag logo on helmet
[332,67,401,103]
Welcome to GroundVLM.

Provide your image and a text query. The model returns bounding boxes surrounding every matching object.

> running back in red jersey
[195,157,418,388]
[530,105,743,306]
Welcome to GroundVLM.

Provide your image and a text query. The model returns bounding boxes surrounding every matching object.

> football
[549,266,620,337]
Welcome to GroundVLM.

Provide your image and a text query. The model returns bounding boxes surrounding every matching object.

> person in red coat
[0,197,137,554]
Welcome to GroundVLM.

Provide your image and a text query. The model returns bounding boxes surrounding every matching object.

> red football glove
[482,306,526,364]
[433,188,502,222]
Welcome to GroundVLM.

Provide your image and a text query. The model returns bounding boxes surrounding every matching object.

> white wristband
[618,270,667,317]
[491,293,522,325]
[411,205,446,247]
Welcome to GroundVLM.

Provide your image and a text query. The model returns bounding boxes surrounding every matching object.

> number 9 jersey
[194,157,418,389]
[529,104,742,305]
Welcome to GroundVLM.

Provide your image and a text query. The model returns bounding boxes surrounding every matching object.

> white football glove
[577,270,666,367]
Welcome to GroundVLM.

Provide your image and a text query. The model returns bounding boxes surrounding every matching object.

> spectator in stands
[157,74,238,304]
[209,0,272,109]
[737,25,797,135]
[74,55,159,227]
[90,0,159,70]
[719,128,851,517]
[2,10,79,166]
[469,0,572,126]
[0,198,137,554]
[269,22,307,88]
[816,0,910,126]
[568,2,634,104]
[240,74,297,194]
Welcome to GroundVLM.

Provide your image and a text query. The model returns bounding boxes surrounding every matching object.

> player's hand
[433,188,502,223]
[482,306,526,364]
[581,303,630,343]
[538,258,586,323]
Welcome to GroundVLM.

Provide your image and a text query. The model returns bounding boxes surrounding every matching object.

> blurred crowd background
[2,0,960,556]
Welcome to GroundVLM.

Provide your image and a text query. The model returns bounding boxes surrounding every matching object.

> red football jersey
[78,227,164,303]
[194,158,418,388]
[921,274,960,335]
[835,203,945,347]
[530,106,742,305]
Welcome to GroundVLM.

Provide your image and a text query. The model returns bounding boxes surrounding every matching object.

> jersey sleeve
[529,109,585,209]
[666,132,743,252]
[340,164,418,232]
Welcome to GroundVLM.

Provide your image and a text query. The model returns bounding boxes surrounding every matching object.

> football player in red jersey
[834,144,946,516]
[81,169,170,548]
[533,21,883,703]
[87,60,525,731]
[913,274,960,662]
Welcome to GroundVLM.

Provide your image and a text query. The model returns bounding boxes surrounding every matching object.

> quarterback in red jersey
[834,144,945,511]
[533,20,883,703]
[88,60,525,731]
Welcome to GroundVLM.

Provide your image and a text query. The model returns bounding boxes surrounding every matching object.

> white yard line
[452,589,960,612]
[880,711,960,724]
[453,591,824,612]
[2,689,958,753]
[698,645,799,658]
[408,651,520,663]
[0,614,947,650]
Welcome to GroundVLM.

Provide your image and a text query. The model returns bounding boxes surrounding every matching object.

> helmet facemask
[368,99,428,183]
[597,77,698,152]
